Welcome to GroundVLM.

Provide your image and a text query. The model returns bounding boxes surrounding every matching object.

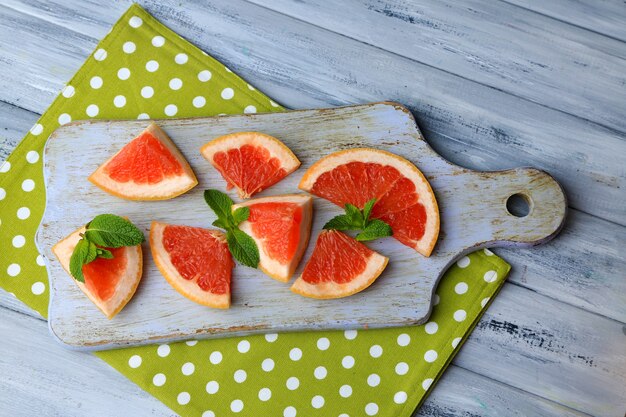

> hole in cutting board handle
[506,193,531,217]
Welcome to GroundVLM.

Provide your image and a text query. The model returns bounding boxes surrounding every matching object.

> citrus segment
[150,222,233,308]
[200,132,300,199]
[234,194,313,282]
[89,123,198,200]
[52,227,143,319]
[299,148,439,256]
[291,230,388,299]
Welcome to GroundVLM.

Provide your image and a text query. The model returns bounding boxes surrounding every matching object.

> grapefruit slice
[299,148,439,256]
[52,227,143,319]
[89,123,198,200]
[150,222,234,308]
[233,194,313,282]
[291,230,388,299]
[200,132,300,199]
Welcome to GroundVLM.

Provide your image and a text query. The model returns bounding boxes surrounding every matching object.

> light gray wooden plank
[248,0,626,133]
[504,0,626,42]
[0,100,39,162]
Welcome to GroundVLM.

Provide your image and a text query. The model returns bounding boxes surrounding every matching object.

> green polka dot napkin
[0,4,510,416]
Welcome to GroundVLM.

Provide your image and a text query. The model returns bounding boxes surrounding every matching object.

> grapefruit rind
[150,221,230,309]
[233,194,313,282]
[89,123,198,201]
[298,148,439,257]
[51,227,143,319]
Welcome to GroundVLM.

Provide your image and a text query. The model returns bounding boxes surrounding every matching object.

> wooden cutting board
[37,102,567,350]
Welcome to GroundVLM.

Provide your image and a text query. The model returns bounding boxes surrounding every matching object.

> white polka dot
[224,66,232,72]
[425,321,439,335]
[205,380,219,394]
[286,376,299,390]
[314,366,327,380]
[62,85,75,98]
[422,378,434,390]
[265,333,278,342]
[397,333,411,346]
[344,329,358,340]
[455,282,468,294]
[198,70,212,82]
[454,309,467,322]
[317,337,330,351]
[137,113,150,120]
[209,351,222,364]
[202,411,215,417]
[424,350,438,363]
[157,344,170,357]
[86,104,99,117]
[433,294,440,305]
[145,60,159,72]
[365,402,379,416]
[283,406,296,417]
[129,16,142,28]
[175,53,188,64]
[342,355,355,369]
[152,373,166,386]
[117,68,131,80]
[151,35,165,47]
[164,104,178,116]
[30,124,43,136]
[31,282,45,295]
[484,270,498,283]
[258,387,271,401]
[394,391,408,404]
[237,340,250,353]
[128,355,142,368]
[339,384,352,398]
[221,87,234,100]
[22,179,35,192]
[370,344,383,358]
[395,362,409,375]
[169,78,183,90]
[93,48,107,61]
[367,373,380,387]
[262,358,274,372]
[0,187,5,200]
[12,235,25,248]
[457,256,470,268]
[247,84,255,90]
[26,151,39,164]
[17,207,30,220]
[484,248,494,256]
[452,337,462,348]
[181,362,195,375]
[270,100,279,107]
[0,161,9,173]
[122,41,136,53]
[177,392,190,405]
[244,105,257,114]
[338,414,349,417]
[36,255,45,266]
[58,113,71,125]
[289,347,302,361]
[185,340,198,346]
[141,86,154,98]
[311,395,324,409]
[193,96,206,108]
[481,297,491,308]
[90,76,103,89]
[113,95,126,108]
[234,369,247,383]
[230,399,244,413]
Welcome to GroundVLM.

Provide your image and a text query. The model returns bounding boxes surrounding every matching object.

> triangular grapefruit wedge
[150,222,234,308]
[52,227,143,319]
[291,230,388,299]
[89,123,198,200]
[233,194,313,282]
[200,132,300,199]
[299,148,440,256]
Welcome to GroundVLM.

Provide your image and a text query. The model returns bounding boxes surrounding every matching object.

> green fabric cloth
[0,4,510,416]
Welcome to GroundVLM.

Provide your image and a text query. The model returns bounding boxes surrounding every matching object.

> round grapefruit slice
[299,148,439,256]
[291,230,388,299]
[200,132,300,199]
[89,123,198,200]
[52,227,143,319]
[233,194,313,282]
[150,221,234,308]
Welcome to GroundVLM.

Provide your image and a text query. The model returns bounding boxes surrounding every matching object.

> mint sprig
[323,198,393,242]
[204,189,259,268]
[69,214,145,282]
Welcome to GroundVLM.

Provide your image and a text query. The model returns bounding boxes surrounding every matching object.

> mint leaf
[226,229,259,268]
[362,198,377,223]
[324,199,393,243]
[344,203,364,227]
[323,214,355,230]
[204,189,235,228]
[85,214,145,248]
[356,219,393,241]
[96,248,113,259]
[212,218,230,229]
[232,206,250,226]
[69,238,97,282]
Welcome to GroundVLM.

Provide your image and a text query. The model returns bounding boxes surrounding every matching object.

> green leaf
[85,214,145,248]
[226,229,260,268]
[212,218,230,229]
[356,219,393,241]
[204,189,235,228]
[232,206,250,226]
[323,214,355,230]
[362,198,377,223]
[69,238,97,282]
[344,203,364,227]
[96,248,113,259]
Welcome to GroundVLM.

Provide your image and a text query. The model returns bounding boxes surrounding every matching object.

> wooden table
[1,1,624,416]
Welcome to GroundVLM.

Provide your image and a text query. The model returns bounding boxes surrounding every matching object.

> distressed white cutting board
[37,102,566,350]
